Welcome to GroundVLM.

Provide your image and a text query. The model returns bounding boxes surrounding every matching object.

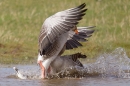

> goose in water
[13,53,86,79]
[37,3,95,79]
[49,53,86,75]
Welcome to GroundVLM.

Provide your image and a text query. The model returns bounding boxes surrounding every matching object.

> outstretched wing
[66,26,95,49]
[39,3,87,55]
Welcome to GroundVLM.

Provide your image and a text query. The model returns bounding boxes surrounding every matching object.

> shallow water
[1,47,130,86]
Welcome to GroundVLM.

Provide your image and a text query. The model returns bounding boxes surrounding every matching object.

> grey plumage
[38,3,87,56]
[50,53,87,74]
[66,26,95,49]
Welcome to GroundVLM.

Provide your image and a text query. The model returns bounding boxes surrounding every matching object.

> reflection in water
[40,79,82,86]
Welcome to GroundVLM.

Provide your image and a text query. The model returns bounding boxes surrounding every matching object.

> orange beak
[74,29,79,34]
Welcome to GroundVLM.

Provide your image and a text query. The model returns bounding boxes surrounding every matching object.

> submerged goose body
[37,3,95,78]
[13,53,86,79]
[50,53,86,74]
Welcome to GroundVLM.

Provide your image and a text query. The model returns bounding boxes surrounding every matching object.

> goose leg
[39,61,46,78]
[38,60,51,79]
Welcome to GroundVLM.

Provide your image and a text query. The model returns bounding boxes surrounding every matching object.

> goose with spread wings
[37,3,95,79]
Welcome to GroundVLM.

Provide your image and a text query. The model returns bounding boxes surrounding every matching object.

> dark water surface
[1,48,130,86]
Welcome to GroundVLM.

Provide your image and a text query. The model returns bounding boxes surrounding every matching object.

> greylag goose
[13,53,86,79]
[49,53,86,75]
[37,3,95,79]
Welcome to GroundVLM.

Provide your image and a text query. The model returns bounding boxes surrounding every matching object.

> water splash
[93,47,130,78]
[85,47,130,78]
[14,47,130,79]
[14,66,41,79]
[49,47,130,79]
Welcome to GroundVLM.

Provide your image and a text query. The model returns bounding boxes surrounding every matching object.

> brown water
[1,47,130,86]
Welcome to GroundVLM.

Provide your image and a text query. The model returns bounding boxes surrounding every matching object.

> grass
[0,0,130,64]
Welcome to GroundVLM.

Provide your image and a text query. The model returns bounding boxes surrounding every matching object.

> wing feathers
[39,3,87,55]
[66,26,95,50]
[68,3,86,12]
[70,52,87,67]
